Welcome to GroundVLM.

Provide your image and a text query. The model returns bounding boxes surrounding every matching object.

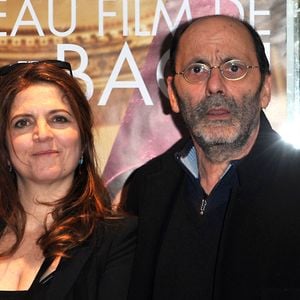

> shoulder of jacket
[132,138,189,175]
[94,216,137,244]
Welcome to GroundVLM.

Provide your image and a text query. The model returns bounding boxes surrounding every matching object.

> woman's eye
[52,115,69,123]
[14,119,30,128]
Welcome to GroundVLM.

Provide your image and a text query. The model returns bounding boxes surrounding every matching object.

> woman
[0,60,136,300]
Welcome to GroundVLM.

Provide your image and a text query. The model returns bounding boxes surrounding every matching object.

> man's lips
[207,108,230,118]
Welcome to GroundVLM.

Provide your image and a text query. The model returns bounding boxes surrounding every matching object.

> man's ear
[167,76,180,113]
[260,74,272,109]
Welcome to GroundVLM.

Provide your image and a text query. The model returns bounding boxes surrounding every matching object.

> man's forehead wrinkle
[176,17,255,65]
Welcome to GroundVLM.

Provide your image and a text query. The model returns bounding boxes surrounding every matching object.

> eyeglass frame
[0,60,73,77]
[174,59,259,83]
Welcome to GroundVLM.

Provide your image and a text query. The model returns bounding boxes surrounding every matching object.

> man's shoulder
[124,137,188,193]
[133,137,189,174]
[123,138,189,215]
[239,130,300,183]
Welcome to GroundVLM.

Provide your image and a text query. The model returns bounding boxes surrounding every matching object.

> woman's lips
[32,150,59,156]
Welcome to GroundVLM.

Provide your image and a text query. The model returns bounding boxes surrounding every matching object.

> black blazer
[125,112,300,300]
[28,217,137,300]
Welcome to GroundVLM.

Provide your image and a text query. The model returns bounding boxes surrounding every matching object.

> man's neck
[194,125,260,194]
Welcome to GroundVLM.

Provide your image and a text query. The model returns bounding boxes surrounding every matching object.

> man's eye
[190,64,206,74]
[14,119,30,128]
[229,64,242,73]
[225,61,246,74]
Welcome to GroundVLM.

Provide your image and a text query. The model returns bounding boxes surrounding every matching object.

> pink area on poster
[102,0,240,196]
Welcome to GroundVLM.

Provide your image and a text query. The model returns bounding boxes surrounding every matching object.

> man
[125,15,300,300]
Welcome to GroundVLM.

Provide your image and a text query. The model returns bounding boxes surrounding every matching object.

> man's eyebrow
[182,58,208,67]
[193,57,238,65]
[194,59,208,64]
[222,56,237,62]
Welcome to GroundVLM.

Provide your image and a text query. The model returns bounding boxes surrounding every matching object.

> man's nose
[205,67,226,96]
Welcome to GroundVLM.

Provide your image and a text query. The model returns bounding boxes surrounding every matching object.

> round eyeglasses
[175,59,259,83]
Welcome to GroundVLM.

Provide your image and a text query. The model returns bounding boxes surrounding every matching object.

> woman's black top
[0,217,136,300]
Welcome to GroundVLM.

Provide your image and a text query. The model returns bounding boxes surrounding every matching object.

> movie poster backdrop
[0,0,299,201]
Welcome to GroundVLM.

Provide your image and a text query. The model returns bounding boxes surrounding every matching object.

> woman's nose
[32,121,53,142]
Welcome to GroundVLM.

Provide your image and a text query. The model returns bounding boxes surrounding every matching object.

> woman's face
[6,82,82,186]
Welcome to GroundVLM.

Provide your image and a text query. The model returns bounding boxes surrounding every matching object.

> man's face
[167,16,271,161]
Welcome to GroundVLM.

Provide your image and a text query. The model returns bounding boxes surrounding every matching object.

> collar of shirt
[175,141,235,180]
[176,142,199,178]
[175,140,240,217]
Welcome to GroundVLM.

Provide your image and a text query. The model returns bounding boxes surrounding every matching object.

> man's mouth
[207,108,230,119]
